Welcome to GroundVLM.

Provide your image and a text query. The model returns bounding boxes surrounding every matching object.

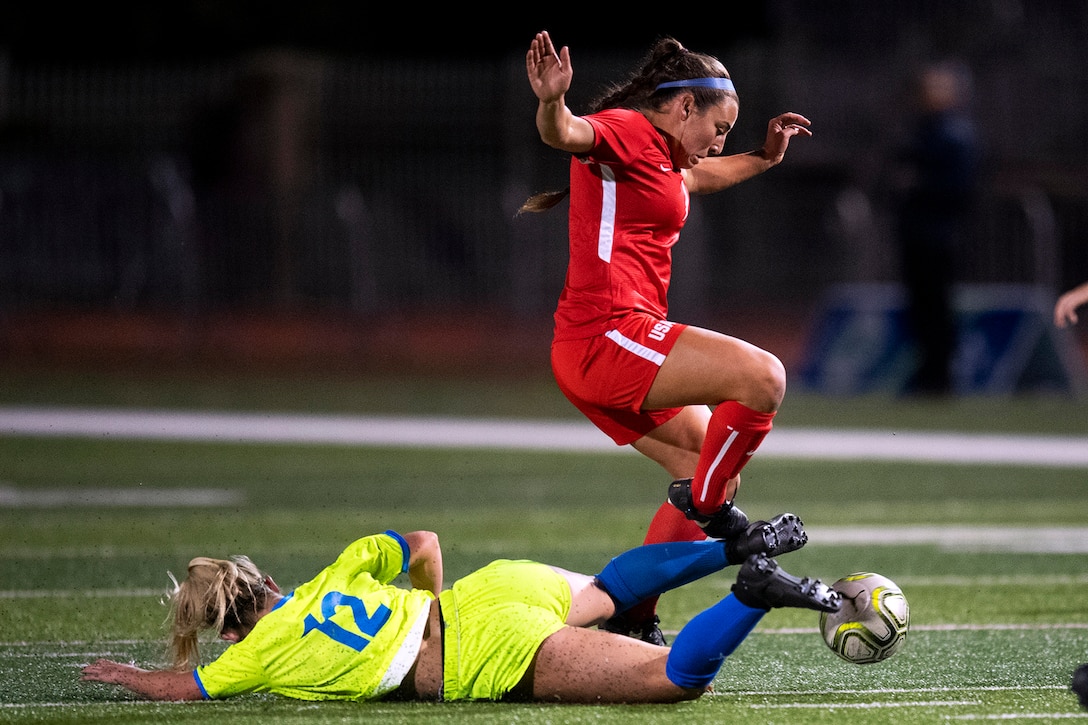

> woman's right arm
[81,659,204,701]
[403,530,443,596]
[526,31,594,154]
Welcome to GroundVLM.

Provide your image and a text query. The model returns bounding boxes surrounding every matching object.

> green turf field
[2,366,1087,723]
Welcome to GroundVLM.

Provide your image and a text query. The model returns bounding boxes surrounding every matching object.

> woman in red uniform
[522,31,813,643]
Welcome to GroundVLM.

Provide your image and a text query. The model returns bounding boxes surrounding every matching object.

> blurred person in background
[520,31,812,644]
[892,60,980,396]
[80,528,839,704]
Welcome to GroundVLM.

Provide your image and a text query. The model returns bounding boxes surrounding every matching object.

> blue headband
[655,77,736,93]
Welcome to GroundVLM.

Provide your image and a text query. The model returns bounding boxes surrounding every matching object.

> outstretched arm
[403,530,443,595]
[81,659,204,700]
[1055,281,1088,328]
[526,31,594,154]
[684,112,812,194]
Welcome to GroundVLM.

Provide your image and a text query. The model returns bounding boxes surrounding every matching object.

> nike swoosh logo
[660,164,672,172]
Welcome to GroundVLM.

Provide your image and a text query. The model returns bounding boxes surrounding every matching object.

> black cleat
[667,479,808,560]
[731,554,841,613]
[725,513,808,565]
[600,614,668,646]
[667,478,749,540]
[1073,663,1088,709]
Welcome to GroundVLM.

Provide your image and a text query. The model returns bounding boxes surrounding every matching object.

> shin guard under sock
[691,401,775,516]
[644,499,706,545]
[595,539,729,614]
[665,595,765,688]
[614,502,706,625]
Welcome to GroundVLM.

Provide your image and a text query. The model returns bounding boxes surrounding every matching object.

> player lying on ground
[81,520,839,704]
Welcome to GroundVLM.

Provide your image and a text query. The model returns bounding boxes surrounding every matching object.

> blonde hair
[166,555,270,670]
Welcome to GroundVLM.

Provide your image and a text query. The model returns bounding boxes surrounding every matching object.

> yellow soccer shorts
[438,559,571,700]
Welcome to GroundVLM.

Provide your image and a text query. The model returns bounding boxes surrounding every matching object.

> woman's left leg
[526,555,839,703]
[615,328,792,640]
[527,626,697,703]
[559,538,733,629]
[643,325,785,519]
[527,594,768,703]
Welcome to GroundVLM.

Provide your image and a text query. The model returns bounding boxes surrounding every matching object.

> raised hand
[526,31,573,103]
[761,112,813,163]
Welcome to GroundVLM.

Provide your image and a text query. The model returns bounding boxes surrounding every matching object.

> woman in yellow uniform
[81,527,838,704]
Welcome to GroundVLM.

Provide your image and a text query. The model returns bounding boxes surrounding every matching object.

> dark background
[0,5,777,61]
[1,2,1085,391]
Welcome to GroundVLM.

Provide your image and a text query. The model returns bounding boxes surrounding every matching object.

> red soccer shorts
[551,312,688,446]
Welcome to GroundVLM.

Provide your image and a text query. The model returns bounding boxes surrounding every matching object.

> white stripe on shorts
[605,329,667,366]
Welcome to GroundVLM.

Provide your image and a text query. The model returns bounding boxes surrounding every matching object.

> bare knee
[740,349,786,412]
[558,569,617,627]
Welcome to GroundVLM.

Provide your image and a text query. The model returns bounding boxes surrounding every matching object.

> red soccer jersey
[553,108,690,341]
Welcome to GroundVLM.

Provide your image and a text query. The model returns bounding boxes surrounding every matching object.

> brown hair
[166,555,271,670]
[519,37,735,214]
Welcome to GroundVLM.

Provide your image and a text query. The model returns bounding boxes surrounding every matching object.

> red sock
[623,403,774,626]
[620,500,705,625]
[691,401,775,515]
[644,499,705,545]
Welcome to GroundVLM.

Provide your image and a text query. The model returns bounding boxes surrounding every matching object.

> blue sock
[665,595,765,688]
[594,540,729,613]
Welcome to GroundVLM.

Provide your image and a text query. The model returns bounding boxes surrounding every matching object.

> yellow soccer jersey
[194,530,434,701]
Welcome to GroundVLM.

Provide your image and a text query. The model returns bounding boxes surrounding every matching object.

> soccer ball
[819,572,909,664]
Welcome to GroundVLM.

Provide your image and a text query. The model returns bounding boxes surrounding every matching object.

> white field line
[4,621,1088,649]
[3,694,1082,715]
[0,486,244,508]
[947,716,1088,720]
[0,588,165,599]
[6,583,1088,603]
[748,700,983,709]
[810,526,1088,554]
[765,623,1088,635]
[1,701,220,709]
[3,525,1088,555]
[740,689,1088,721]
[730,686,1070,696]
[1,406,1087,468]
[3,694,1082,717]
